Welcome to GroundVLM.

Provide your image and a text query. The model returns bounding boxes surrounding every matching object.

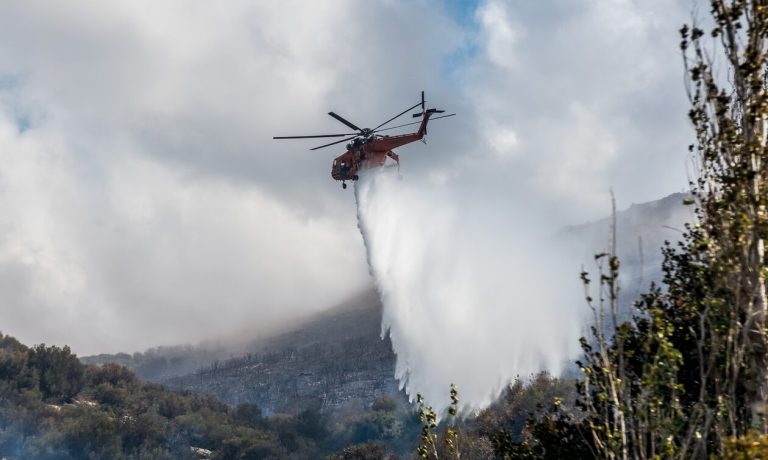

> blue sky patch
[0,73,36,133]
[443,0,481,29]
[440,0,481,83]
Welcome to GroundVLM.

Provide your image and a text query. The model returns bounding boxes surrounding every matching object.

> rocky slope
[163,289,399,416]
[85,289,401,416]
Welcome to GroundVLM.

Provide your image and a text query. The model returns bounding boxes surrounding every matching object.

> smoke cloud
[355,168,584,412]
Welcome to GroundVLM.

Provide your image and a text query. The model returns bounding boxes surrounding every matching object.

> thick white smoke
[355,168,584,413]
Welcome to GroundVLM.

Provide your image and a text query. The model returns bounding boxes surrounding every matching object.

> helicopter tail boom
[370,110,439,151]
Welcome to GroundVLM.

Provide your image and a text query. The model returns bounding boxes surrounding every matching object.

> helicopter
[273,91,454,189]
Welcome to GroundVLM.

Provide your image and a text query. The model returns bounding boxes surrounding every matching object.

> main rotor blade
[273,133,356,139]
[310,135,359,151]
[372,101,423,131]
[373,113,456,133]
[328,112,362,132]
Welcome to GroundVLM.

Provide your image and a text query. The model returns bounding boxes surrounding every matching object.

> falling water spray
[355,168,583,413]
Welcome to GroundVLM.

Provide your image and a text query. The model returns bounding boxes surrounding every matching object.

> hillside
[163,289,400,416]
[0,332,428,459]
[560,192,692,322]
[84,193,692,416]
[0,330,584,459]
[84,289,402,416]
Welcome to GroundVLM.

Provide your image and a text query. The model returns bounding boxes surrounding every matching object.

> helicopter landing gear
[342,182,347,190]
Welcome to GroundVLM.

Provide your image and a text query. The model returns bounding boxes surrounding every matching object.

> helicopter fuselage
[330,114,432,183]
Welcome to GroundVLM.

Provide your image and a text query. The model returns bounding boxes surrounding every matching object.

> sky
[0,0,694,355]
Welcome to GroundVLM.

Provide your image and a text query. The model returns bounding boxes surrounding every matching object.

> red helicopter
[274,91,454,189]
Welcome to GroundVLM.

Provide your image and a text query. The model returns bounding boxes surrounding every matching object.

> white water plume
[355,168,584,413]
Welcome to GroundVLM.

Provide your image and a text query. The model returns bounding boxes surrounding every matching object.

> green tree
[26,344,85,403]
[575,1,768,458]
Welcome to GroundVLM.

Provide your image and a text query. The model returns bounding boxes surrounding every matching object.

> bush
[330,441,394,460]
[26,344,85,403]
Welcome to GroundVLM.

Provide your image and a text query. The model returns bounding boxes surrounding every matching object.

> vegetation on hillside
[0,331,573,459]
[0,332,428,459]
